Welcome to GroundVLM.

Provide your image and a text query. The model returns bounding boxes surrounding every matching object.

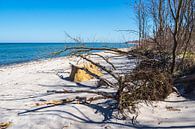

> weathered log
[69,62,102,82]
[69,63,114,87]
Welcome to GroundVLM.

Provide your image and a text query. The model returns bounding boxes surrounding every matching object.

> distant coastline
[125,40,140,44]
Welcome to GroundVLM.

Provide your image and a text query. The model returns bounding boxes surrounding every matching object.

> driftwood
[69,63,114,87]
[47,89,114,98]
[18,98,74,115]
[69,63,101,80]
[18,95,113,115]
[51,43,176,121]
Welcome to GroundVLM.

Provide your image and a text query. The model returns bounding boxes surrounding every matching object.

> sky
[0,0,137,43]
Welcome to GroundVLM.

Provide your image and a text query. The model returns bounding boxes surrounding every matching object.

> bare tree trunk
[168,0,183,74]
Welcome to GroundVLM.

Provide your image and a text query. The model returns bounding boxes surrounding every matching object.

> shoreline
[0,47,133,69]
[0,56,69,69]
[0,43,134,68]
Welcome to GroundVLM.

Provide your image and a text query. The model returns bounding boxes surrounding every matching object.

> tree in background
[134,0,195,74]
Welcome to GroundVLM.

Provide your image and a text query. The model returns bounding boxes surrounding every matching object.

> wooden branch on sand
[18,95,114,115]
[47,89,115,98]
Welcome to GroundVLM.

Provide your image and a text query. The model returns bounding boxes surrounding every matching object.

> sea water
[0,43,134,66]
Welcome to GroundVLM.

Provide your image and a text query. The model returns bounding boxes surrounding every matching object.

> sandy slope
[0,52,195,129]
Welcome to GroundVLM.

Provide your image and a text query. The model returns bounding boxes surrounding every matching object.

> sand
[0,51,195,129]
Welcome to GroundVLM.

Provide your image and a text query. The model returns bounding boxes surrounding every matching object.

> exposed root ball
[118,69,173,114]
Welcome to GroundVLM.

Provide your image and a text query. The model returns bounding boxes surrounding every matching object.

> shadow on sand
[18,99,195,128]
[14,74,195,128]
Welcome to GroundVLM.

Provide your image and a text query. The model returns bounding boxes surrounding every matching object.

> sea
[0,43,135,66]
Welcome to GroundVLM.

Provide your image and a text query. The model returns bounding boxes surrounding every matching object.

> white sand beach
[0,51,195,129]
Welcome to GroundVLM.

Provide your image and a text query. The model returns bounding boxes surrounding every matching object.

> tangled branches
[20,45,174,123]
[56,46,173,117]
[117,69,173,115]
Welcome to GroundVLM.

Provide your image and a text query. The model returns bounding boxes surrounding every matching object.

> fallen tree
[18,44,175,124]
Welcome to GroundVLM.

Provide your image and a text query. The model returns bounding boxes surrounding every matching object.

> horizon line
[0,41,126,44]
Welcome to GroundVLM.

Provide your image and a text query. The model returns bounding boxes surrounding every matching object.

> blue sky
[0,0,137,43]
